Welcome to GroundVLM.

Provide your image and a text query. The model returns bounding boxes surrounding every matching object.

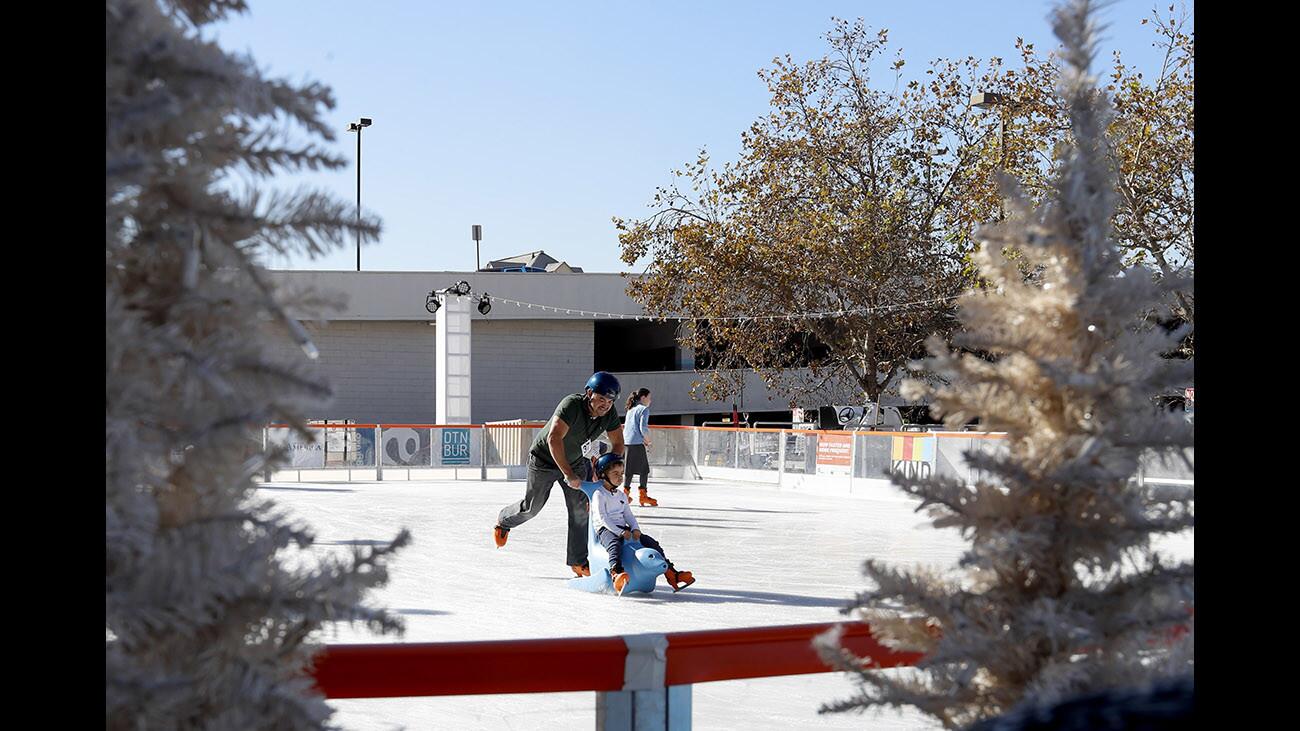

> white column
[776,430,786,488]
[262,427,271,481]
[691,428,700,480]
[848,432,857,495]
[436,294,473,425]
[596,634,691,730]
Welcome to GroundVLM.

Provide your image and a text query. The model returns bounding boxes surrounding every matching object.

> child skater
[591,453,695,594]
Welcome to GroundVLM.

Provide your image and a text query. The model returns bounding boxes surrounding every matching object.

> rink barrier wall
[311,621,919,699]
[261,423,1194,493]
[309,616,1191,730]
[311,621,922,729]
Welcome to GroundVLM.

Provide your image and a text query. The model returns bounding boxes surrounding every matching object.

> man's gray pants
[497,455,591,566]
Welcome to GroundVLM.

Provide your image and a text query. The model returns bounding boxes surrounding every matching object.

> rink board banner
[439,428,473,466]
[889,435,936,480]
[441,428,471,465]
[324,428,376,467]
[266,427,325,469]
[890,435,934,462]
[815,433,852,475]
[382,428,434,467]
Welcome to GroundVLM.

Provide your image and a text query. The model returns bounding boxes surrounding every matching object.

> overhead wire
[429,289,973,322]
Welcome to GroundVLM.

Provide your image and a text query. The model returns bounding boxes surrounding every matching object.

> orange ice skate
[664,567,695,592]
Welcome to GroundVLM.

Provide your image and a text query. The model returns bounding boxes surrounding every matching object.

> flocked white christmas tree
[816,1,1194,727]
[107,1,409,727]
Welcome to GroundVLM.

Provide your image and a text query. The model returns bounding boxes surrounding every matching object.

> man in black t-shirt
[493,372,625,577]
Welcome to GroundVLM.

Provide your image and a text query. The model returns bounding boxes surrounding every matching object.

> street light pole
[347,117,373,271]
[997,113,1005,170]
[472,224,483,272]
[996,111,1006,221]
[355,125,361,270]
[970,92,1011,220]
[924,146,948,208]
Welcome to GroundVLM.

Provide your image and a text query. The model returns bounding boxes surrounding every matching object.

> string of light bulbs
[426,280,970,322]
[491,294,967,321]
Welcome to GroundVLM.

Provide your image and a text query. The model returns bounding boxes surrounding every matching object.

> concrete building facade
[267,269,855,425]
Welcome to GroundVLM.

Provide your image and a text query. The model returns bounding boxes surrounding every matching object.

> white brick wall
[268,315,832,424]
[264,320,437,423]
[472,320,594,422]
[264,319,595,424]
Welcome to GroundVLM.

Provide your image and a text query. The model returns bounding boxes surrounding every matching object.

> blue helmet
[585,371,621,399]
[595,452,625,479]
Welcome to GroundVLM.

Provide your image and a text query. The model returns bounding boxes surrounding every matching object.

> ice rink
[260,476,1193,730]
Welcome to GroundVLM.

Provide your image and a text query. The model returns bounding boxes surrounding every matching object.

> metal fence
[263,423,543,480]
[262,424,1193,488]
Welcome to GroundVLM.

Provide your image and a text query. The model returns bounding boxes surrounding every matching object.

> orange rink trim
[267,424,379,429]
[267,424,1007,438]
[267,423,490,430]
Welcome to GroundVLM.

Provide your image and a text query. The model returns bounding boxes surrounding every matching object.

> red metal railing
[313,636,628,699]
[311,622,921,699]
[662,622,920,687]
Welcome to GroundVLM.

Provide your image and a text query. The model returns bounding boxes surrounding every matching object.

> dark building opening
[594,320,685,372]
[691,320,833,371]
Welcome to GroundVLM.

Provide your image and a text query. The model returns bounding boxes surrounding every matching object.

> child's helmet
[595,452,625,479]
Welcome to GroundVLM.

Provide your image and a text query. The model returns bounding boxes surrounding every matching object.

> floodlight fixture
[477,293,492,315]
[425,291,441,314]
[970,91,1006,109]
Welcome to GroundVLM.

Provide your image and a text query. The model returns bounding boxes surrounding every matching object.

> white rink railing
[261,423,1193,495]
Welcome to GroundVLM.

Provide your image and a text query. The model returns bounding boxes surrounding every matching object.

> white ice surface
[259,477,1193,731]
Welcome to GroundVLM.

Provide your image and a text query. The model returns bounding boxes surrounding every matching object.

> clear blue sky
[212,1,1188,274]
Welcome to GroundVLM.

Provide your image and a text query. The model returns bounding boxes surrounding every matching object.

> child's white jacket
[591,484,641,534]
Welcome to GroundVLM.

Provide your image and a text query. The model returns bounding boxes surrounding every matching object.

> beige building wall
[471,320,595,422]
[263,270,871,424]
[263,320,437,423]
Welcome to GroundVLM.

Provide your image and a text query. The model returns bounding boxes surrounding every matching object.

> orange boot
[638,489,658,507]
[664,566,695,592]
[570,563,590,577]
[493,525,509,548]
[612,571,630,595]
